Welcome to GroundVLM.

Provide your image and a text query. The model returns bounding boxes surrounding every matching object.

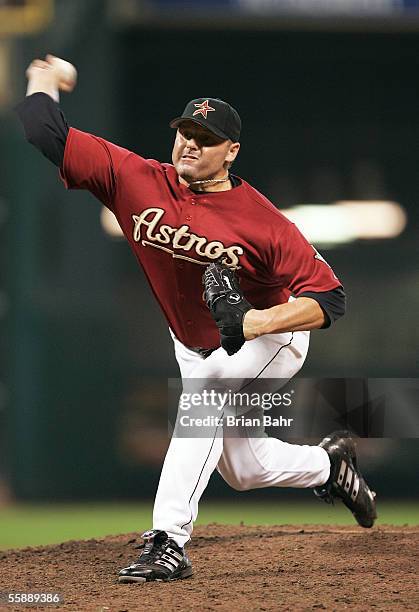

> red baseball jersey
[60,128,341,349]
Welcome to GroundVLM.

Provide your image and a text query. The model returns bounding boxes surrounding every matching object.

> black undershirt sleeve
[15,92,69,167]
[298,286,346,328]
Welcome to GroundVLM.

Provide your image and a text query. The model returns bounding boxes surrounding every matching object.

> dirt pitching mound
[0,524,417,611]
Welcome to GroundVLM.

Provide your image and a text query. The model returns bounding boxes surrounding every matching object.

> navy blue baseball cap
[170,97,241,142]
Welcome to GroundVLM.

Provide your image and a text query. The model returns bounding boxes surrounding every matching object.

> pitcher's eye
[180,129,193,140]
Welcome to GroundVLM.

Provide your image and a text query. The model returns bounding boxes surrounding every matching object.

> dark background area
[0,1,418,501]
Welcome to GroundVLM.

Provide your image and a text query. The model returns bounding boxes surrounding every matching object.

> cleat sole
[118,566,193,583]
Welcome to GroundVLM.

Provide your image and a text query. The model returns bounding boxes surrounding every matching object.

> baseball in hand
[46,54,77,92]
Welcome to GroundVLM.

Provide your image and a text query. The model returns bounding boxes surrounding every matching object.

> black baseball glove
[203,262,253,356]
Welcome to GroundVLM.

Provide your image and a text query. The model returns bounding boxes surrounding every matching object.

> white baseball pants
[152,329,330,548]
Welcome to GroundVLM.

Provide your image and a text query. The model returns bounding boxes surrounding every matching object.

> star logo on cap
[192,100,216,119]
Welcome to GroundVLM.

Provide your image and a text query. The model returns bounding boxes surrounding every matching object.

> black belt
[189,346,217,359]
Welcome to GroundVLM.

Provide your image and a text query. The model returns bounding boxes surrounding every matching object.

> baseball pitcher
[16,55,377,583]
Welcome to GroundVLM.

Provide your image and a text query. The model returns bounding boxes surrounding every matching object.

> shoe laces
[135,533,169,564]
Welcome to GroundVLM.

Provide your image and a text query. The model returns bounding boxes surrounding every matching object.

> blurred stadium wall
[0,0,418,501]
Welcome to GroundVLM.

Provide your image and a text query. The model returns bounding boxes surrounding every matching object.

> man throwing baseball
[16,55,377,584]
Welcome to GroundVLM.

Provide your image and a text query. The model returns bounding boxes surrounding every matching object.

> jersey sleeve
[59,127,133,210]
[271,222,342,294]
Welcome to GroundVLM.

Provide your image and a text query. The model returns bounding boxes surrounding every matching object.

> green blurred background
[1,500,418,550]
[0,1,418,549]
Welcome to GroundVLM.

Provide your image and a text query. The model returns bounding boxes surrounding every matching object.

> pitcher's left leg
[152,330,305,547]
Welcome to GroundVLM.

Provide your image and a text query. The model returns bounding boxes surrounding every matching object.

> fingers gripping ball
[203,263,253,356]
[46,54,77,92]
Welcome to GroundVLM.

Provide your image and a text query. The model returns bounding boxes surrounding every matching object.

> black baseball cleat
[118,530,193,583]
[313,430,377,528]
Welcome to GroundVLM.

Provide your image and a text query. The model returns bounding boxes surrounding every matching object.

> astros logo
[193,100,215,119]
